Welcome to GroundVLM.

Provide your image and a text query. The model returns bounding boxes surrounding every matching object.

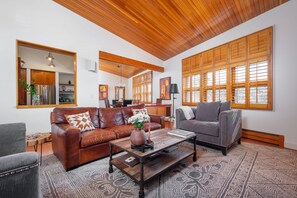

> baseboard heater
[242,129,284,148]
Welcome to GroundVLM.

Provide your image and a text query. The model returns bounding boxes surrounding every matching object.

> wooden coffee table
[109,129,196,198]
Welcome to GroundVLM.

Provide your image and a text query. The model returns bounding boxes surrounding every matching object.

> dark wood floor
[26,138,279,157]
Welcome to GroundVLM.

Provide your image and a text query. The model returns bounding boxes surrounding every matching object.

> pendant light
[46,52,54,61]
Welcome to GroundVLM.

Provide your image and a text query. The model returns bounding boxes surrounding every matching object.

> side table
[26,132,52,165]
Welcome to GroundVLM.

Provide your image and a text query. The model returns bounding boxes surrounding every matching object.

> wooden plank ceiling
[99,59,145,78]
[54,0,287,60]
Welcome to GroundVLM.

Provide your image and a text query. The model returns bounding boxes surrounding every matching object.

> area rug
[40,142,297,198]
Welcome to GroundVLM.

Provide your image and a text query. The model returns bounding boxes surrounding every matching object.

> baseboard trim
[242,129,284,148]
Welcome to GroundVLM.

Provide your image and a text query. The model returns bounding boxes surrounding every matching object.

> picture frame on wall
[160,77,171,100]
[99,84,108,100]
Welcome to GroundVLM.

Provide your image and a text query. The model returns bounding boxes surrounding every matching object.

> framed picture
[99,84,108,100]
[160,77,171,100]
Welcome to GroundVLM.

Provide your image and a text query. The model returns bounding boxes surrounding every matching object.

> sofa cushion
[65,111,95,132]
[52,107,100,127]
[98,108,124,129]
[220,101,231,113]
[121,104,145,124]
[196,102,221,122]
[108,125,134,138]
[143,122,162,132]
[179,120,219,137]
[80,128,116,148]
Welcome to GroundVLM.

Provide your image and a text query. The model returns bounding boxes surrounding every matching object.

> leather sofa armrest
[51,124,81,170]
[0,152,40,198]
[149,114,165,128]
[219,109,242,147]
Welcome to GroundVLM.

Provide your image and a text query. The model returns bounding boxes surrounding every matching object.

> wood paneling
[31,70,55,85]
[18,57,27,105]
[99,59,145,78]
[54,0,287,60]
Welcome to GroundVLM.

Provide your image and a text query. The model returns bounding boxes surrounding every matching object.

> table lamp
[169,83,179,118]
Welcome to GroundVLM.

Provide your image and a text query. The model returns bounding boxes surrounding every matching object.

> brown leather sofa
[50,105,164,170]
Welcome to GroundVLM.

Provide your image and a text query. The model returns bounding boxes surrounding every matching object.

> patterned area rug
[40,142,297,198]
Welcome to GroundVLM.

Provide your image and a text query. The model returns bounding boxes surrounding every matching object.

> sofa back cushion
[196,102,221,122]
[121,104,145,124]
[98,108,124,128]
[51,107,99,127]
[220,101,231,113]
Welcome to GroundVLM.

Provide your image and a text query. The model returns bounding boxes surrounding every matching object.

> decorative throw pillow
[196,102,221,122]
[132,108,150,122]
[65,111,95,132]
[132,108,149,116]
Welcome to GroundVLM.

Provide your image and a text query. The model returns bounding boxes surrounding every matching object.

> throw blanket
[179,106,195,120]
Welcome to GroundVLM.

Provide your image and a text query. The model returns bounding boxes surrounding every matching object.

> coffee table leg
[139,158,144,198]
[193,136,197,162]
[109,144,113,173]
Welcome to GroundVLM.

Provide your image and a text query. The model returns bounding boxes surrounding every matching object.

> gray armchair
[176,102,242,155]
[0,123,40,198]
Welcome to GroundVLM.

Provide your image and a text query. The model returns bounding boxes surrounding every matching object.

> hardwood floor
[26,138,279,157]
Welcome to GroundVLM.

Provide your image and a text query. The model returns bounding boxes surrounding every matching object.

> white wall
[0,0,162,134]
[158,1,297,149]
[98,70,129,107]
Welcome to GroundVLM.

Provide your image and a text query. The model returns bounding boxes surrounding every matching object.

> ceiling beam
[99,51,164,72]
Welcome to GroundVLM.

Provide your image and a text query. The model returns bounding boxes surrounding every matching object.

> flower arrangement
[128,113,150,129]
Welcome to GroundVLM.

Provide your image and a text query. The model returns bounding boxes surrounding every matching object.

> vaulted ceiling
[54,0,287,60]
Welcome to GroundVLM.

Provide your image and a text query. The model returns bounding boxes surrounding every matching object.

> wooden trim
[242,129,284,148]
[16,103,77,109]
[17,40,76,55]
[16,40,78,108]
[99,51,164,72]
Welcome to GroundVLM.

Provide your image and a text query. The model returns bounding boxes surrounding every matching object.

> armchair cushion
[220,101,231,113]
[179,120,219,137]
[196,102,221,122]
[0,123,26,157]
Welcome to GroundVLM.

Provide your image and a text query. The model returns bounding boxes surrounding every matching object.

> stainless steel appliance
[34,85,56,105]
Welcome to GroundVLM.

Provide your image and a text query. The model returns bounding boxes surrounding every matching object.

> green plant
[19,79,36,96]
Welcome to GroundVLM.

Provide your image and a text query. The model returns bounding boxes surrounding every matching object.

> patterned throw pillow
[132,108,150,122]
[65,111,95,132]
[132,108,149,116]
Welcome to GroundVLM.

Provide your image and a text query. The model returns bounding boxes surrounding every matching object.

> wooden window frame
[181,27,273,110]
[132,71,152,104]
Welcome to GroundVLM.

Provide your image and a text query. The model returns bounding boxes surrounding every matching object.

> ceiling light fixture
[46,52,54,61]
[49,60,56,67]
[117,65,125,87]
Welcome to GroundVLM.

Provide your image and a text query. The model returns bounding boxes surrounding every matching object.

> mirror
[115,86,125,101]
[16,40,77,108]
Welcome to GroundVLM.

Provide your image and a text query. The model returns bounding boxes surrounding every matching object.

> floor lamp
[169,83,179,118]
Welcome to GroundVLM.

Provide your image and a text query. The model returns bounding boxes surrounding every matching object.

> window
[132,71,152,104]
[182,27,272,110]
[214,69,227,102]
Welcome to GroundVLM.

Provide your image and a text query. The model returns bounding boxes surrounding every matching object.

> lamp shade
[169,84,179,94]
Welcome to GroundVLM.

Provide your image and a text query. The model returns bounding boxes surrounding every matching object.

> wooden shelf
[59,91,74,94]
[111,144,193,182]
[59,84,74,86]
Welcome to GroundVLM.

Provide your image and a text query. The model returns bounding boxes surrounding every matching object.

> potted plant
[19,79,39,105]
[128,113,150,146]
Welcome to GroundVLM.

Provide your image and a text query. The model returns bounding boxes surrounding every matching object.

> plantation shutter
[248,28,271,59]
[132,71,152,104]
[229,38,247,63]
[231,63,246,107]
